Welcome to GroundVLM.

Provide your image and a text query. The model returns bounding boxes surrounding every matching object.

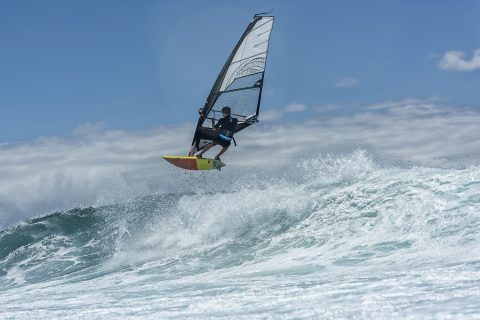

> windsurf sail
[189,14,275,155]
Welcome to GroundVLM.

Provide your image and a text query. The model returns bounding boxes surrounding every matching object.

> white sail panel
[220,17,274,91]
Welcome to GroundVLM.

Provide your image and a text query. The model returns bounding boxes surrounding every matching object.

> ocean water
[1,151,480,319]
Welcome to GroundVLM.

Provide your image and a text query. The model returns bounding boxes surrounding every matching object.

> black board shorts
[214,135,232,148]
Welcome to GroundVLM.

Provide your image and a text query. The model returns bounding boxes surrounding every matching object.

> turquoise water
[1,151,480,319]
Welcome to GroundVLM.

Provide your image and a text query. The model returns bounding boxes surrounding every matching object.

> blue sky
[1,0,480,143]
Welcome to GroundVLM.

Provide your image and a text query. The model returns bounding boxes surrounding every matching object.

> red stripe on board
[164,157,199,170]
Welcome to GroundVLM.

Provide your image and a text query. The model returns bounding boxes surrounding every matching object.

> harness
[218,116,236,143]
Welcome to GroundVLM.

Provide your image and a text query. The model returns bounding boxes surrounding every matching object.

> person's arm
[214,118,222,130]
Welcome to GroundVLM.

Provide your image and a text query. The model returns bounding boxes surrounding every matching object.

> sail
[190,15,274,154]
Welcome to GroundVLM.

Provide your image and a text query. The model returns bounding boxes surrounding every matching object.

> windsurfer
[196,106,238,161]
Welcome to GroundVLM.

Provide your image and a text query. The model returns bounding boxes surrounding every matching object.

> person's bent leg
[197,142,216,157]
[215,146,228,159]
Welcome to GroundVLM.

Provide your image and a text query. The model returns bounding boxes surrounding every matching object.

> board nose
[162,156,199,170]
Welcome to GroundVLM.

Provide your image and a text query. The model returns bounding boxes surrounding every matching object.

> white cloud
[367,97,443,110]
[313,104,339,113]
[335,77,359,88]
[73,122,107,137]
[439,48,480,71]
[261,103,306,121]
[260,110,283,121]
[1,99,480,228]
[284,103,306,113]
[312,103,363,115]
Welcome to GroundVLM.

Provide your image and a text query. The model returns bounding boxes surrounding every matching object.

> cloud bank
[439,48,480,71]
[1,99,480,228]
[261,103,306,121]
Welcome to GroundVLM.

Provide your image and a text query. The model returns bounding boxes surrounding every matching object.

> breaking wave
[1,151,480,319]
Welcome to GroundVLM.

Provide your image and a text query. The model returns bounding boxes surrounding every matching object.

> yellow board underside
[197,158,215,170]
[162,156,225,171]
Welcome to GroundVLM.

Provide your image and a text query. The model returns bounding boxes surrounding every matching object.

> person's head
[221,106,231,118]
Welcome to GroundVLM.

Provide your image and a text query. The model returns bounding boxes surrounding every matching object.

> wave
[2,151,479,282]
[1,151,480,318]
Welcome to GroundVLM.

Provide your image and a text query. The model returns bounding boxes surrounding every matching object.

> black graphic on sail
[189,15,274,155]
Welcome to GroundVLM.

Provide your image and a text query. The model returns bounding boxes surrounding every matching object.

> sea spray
[1,151,479,319]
